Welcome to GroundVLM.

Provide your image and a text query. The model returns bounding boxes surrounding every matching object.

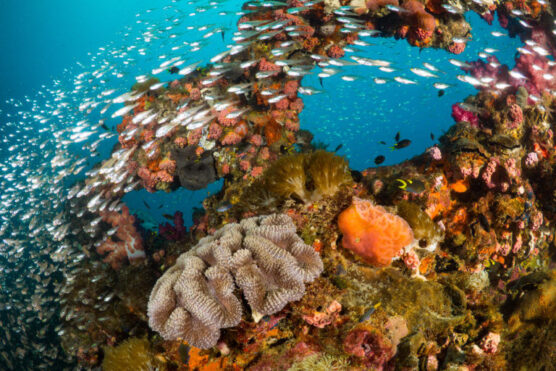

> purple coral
[452,103,479,127]
[147,214,323,348]
[158,211,187,241]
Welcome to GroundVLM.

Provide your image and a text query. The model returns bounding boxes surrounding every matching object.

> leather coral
[147,214,323,348]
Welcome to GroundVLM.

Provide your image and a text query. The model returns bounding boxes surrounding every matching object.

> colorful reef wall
[58,0,556,369]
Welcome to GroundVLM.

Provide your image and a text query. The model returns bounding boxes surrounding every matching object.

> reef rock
[172,146,217,190]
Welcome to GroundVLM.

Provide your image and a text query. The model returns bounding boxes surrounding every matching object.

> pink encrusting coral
[137,167,158,192]
[327,44,345,58]
[95,206,145,269]
[283,80,299,98]
[259,57,281,72]
[508,104,523,128]
[218,106,241,126]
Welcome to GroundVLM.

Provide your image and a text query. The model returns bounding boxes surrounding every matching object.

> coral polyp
[306,150,352,201]
[265,153,310,202]
[252,150,353,206]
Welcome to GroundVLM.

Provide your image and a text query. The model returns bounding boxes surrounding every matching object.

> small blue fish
[216,202,233,212]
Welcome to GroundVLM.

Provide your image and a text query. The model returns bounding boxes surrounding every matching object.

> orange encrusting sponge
[338,197,414,266]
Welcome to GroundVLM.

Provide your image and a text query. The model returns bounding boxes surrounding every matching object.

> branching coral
[147,214,323,348]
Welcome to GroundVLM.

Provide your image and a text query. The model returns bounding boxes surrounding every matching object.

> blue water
[1,2,521,227]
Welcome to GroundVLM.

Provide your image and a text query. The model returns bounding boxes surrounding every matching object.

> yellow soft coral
[262,151,352,204]
[102,338,165,371]
[265,153,310,202]
[306,150,351,201]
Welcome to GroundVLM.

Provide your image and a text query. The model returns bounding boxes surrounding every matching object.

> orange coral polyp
[338,198,414,266]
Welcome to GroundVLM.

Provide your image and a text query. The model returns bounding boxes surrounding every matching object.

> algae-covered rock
[102,337,165,371]
[397,201,443,250]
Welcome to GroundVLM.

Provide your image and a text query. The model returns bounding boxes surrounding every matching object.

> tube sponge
[338,198,414,266]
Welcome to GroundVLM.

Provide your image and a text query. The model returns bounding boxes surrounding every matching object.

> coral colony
[6,0,556,369]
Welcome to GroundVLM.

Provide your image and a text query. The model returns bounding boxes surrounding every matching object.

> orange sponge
[338,198,414,266]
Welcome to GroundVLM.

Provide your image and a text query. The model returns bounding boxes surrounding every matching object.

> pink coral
[289,98,304,112]
[504,158,520,179]
[220,131,243,145]
[452,103,479,127]
[508,103,523,128]
[284,80,299,99]
[275,97,290,110]
[251,166,264,178]
[218,106,241,126]
[448,42,466,54]
[344,328,394,369]
[240,160,251,171]
[524,151,539,168]
[327,44,345,59]
[249,134,263,146]
[174,137,187,148]
[302,300,342,328]
[401,249,420,271]
[96,206,145,269]
[259,58,281,72]
[427,145,442,161]
[481,158,510,192]
[137,167,158,192]
[159,158,176,173]
[208,122,223,140]
[155,170,173,183]
[259,147,270,160]
[285,119,300,131]
[187,128,203,145]
[189,88,201,101]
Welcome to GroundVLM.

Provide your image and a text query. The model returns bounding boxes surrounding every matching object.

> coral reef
[62,0,556,368]
[147,214,323,348]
